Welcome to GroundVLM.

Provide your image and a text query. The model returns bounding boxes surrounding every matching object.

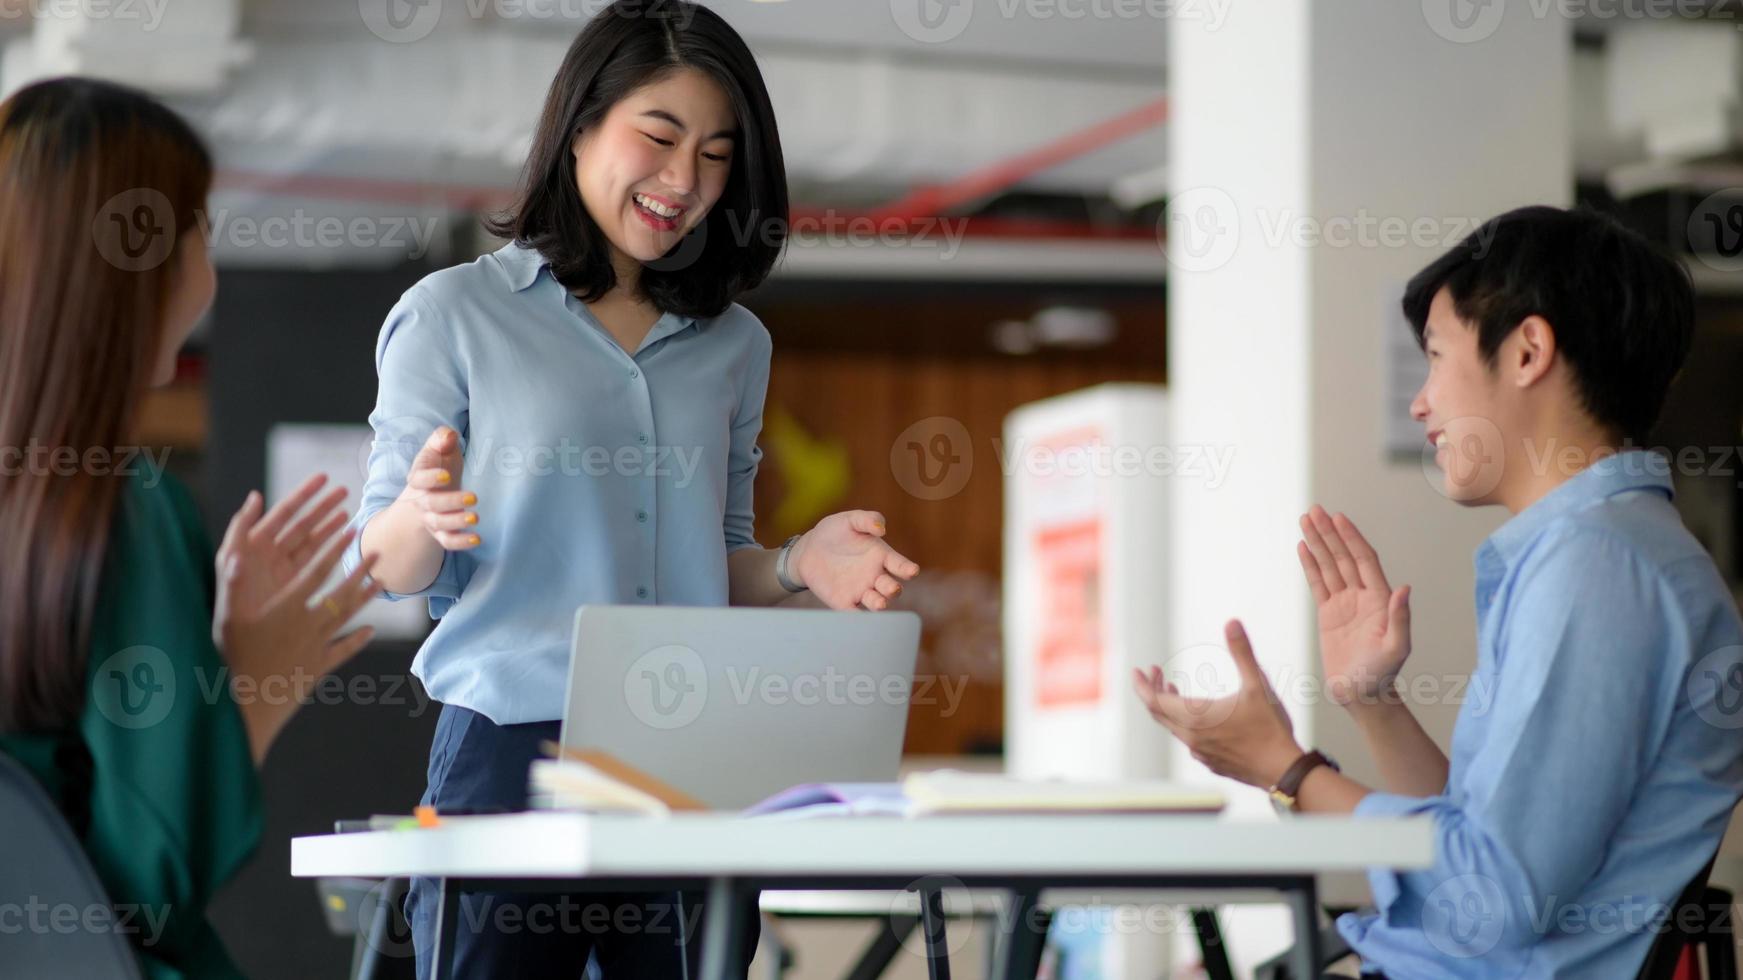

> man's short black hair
[1402,205,1694,443]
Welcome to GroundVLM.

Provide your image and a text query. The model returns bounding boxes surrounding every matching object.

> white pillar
[1167,1,1569,971]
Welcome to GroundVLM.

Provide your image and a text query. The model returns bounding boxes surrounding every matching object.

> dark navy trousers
[406,703,759,979]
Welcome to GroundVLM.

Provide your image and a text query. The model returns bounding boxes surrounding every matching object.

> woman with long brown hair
[0,76,381,978]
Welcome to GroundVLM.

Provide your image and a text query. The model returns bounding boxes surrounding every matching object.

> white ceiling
[3,0,1168,269]
[241,0,1169,73]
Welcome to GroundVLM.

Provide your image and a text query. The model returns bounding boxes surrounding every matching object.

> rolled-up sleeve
[722,323,771,553]
[343,287,472,616]
[1350,528,1679,955]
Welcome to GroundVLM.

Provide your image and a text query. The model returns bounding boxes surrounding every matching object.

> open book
[741,772,1226,819]
[531,746,1225,818]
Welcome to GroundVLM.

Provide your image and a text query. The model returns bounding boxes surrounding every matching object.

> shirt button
[628,367,640,379]
[637,433,649,445]
[636,587,649,599]
[636,510,648,523]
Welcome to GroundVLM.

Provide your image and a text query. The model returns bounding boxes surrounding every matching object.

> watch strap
[1268,749,1339,811]
[775,534,807,593]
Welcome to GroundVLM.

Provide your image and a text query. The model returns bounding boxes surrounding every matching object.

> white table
[292,811,1433,980]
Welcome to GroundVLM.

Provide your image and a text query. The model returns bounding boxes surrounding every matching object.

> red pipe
[213,170,511,211]
[866,96,1168,221]
[211,92,1167,241]
[214,125,1167,245]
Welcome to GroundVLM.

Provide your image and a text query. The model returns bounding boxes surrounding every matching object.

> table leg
[919,887,951,980]
[1285,876,1321,980]
[355,885,393,980]
[1189,908,1234,980]
[430,878,459,980]
[996,890,1048,980]
[700,877,747,980]
[842,914,919,980]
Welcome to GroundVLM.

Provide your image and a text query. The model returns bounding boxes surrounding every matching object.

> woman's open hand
[214,477,379,762]
[790,510,920,611]
[398,426,481,551]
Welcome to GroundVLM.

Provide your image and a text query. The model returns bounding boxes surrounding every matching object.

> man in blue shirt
[1135,206,1743,977]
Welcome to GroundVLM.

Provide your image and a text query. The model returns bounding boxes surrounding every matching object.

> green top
[0,469,261,979]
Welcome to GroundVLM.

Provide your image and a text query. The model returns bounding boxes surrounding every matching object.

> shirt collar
[493,241,700,344]
[495,240,548,292]
[1481,448,1674,567]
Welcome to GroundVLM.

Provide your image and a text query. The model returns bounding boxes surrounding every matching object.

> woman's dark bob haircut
[485,0,788,319]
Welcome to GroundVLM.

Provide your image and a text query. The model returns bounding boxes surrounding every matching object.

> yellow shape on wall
[764,406,851,540]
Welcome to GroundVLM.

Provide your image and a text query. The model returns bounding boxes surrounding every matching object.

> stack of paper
[527,744,707,815]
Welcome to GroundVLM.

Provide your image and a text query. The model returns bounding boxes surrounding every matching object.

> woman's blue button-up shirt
[343,241,771,724]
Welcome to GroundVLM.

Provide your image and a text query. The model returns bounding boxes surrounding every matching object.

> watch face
[1268,793,1294,818]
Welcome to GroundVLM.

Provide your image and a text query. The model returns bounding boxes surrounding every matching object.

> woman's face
[154,224,215,387]
[571,68,737,272]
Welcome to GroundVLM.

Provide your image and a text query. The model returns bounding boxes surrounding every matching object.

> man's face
[1410,287,1513,504]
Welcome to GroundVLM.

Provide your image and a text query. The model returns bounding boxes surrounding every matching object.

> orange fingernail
[469,535,481,546]
[463,493,477,505]
[437,471,451,484]
[465,513,478,525]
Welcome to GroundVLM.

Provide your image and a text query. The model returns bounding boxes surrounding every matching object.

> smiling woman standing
[345,2,919,977]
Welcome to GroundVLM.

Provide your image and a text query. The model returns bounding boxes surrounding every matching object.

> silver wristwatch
[775,534,807,593]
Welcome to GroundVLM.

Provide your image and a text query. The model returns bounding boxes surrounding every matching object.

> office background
[5,0,1743,976]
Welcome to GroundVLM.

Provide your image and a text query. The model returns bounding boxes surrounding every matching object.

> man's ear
[1511,315,1557,388]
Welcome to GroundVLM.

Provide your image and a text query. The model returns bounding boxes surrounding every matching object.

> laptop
[560,605,923,809]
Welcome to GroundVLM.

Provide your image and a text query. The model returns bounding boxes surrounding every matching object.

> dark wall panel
[205,265,438,980]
